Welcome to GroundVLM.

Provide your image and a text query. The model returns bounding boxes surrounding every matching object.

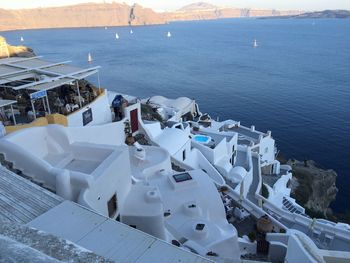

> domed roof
[149,96,192,111]
[231,166,247,177]
[149,96,167,105]
[227,166,247,184]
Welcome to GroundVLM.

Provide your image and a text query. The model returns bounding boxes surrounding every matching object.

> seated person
[74,95,85,105]
[71,104,79,111]
[27,110,35,121]
[54,97,64,107]
[65,103,72,113]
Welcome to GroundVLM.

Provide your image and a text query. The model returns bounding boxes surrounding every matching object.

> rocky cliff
[0,36,35,58]
[164,2,302,21]
[288,159,338,218]
[0,2,304,32]
[0,3,166,31]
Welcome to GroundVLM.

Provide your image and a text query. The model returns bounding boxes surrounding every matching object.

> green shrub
[248,232,256,242]
[262,183,269,199]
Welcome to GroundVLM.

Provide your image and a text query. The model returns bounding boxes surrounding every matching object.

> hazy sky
[1,0,349,11]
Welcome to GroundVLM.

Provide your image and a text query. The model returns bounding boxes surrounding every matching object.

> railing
[5,113,68,134]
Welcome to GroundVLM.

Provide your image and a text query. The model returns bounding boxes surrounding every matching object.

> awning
[0,99,17,108]
[0,56,100,90]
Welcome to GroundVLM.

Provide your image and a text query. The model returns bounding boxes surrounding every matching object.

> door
[130,109,139,133]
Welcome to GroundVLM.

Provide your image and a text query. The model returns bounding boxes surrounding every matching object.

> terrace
[0,56,102,130]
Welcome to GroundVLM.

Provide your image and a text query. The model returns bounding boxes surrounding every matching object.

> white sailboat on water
[20,36,24,42]
[253,39,258,48]
[130,29,133,34]
[115,33,119,40]
[167,31,171,38]
[88,53,93,63]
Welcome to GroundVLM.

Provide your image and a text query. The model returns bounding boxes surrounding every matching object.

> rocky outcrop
[0,3,166,31]
[0,36,35,58]
[289,159,338,218]
[128,4,166,26]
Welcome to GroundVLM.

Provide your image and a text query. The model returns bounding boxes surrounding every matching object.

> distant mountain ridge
[292,9,350,18]
[165,2,302,22]
[0,3,165,31]
[261,9,350,19]
[0,1,304,32]
[178,2,217,11]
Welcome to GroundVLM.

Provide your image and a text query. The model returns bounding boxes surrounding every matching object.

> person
[27,110,35,121]
[54,97,64,107]
[71,103,79,111]
[65,103,72,113]
[54,97,64,114]
[0,121,5,137]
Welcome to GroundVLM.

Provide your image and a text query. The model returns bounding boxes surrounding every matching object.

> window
[196,223,205,231]
[173,173,192,183]
[182,150,186,161]
[107,194,117,218]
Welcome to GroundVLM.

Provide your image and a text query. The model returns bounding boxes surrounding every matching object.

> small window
[173,173,192,183]
[264,147,268,154]
[107,194,117,218]
[182,150,186,161]
[196,223,205,231]
[232,145,235,153]
[172,240,181,247]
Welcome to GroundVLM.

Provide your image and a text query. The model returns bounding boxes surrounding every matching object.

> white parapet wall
[67,91,112,127]
[0,124,131,219]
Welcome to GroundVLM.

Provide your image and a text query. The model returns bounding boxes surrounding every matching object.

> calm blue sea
[2,18,350,212]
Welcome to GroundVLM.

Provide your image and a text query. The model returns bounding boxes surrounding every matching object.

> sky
[0,0,349,11]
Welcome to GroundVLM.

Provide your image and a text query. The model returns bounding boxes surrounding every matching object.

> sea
[2,18,350,213]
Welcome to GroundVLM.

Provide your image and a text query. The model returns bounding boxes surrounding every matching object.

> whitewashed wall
[67,93,112,127]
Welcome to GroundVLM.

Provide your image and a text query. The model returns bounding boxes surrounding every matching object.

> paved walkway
[247,156,260,206]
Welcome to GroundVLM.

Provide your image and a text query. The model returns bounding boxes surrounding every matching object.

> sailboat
[88,53,93,63]
[253,39,258,48]
[130,29,133,34]
[20,36,24,42]
[105,26,108,30]
[115,33,119,40]
[167,31,171,38]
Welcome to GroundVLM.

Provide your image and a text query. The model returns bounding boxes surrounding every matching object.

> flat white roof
[28,201,213,263]
[0,99,17,108]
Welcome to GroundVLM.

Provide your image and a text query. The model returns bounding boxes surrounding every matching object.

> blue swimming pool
[193,135,211,144]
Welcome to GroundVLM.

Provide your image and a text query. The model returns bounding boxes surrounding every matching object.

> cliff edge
[288,159,338,218]
[0,3,166,32]
[0,2,304,32]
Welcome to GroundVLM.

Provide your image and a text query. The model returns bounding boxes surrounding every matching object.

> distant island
[0,2,302,32]
[262,9,350,19]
